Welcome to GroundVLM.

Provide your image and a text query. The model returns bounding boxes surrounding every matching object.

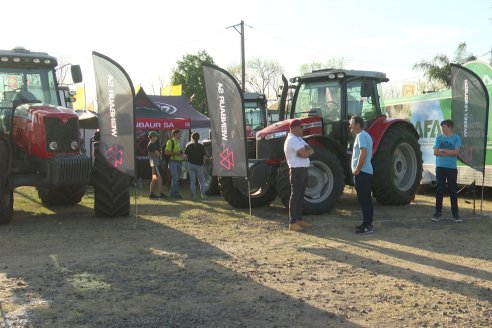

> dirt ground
[0,184,491,327]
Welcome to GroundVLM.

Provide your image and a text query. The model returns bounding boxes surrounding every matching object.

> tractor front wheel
[219,177,276,208]
[37,185,86,206]
[92,149,130,218]
[0,141,13,224]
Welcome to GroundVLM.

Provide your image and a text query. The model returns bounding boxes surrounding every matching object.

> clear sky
[3,0,491,102]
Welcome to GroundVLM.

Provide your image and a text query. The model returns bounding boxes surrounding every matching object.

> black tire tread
[372,124,423,205]
[92,155,130,218]
[0,141,13,224]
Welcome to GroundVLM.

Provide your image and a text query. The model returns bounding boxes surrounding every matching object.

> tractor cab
[289,69,388,149]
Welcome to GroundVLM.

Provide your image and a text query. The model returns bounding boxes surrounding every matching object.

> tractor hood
[19,104,79,121]
[255,116,322,141]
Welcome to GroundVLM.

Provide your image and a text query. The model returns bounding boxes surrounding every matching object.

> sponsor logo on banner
[154,102,178,115]
[107,75,119,138]
[104,144,124,168]
[136,121,176,129]
[219,148,235,170]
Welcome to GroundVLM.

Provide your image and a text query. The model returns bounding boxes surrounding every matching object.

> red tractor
[219,69,423,213]
[0,47,130,224]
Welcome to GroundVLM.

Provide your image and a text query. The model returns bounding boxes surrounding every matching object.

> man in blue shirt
[350,115,374,234]
[432,120,462,222]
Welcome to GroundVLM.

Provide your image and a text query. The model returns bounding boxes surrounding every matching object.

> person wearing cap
[147,131,167,199]
[283,119,314,232]
[164,129,187,199]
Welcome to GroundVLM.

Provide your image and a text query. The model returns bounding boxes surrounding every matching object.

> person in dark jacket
[184,132,208,201]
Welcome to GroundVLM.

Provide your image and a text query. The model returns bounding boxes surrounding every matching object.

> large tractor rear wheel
[37,185,86,206]
[0,142,13,224]
[372,124,422,205]
[219,177,276,208]
[203,143,220,195]
[277,145,345,214]
[92,151,130,218]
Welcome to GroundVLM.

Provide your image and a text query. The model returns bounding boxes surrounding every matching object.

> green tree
[171,51,215,115]
[413,42,477,90]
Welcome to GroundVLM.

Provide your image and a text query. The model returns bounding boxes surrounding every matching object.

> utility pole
[226,20,248,92]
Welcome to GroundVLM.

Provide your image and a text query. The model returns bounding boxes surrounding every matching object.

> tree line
[168,43,477,116]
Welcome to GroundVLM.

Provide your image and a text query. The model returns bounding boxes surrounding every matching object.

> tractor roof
[294,69,389,83]
[0,47,58,68]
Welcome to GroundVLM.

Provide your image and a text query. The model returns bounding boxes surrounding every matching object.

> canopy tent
[148,95,210,129]
[136,88,191,130]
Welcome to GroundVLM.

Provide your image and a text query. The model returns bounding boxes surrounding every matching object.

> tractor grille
[256,137,286,161]
[44,117,79,152]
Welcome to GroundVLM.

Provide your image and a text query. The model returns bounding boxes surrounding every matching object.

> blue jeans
[169,160,181,197]
[187,163,206,197]
[435,167,458,215]
[354,172,373,226]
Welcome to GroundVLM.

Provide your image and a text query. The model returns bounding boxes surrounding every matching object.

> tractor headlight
[49,141,58,150]
[70,141,79,150]
[264,131,287,140]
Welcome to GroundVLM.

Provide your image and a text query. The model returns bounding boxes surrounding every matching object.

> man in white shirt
[283,119,314,231]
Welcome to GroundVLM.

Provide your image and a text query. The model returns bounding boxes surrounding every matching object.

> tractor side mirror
[71,65,83,83]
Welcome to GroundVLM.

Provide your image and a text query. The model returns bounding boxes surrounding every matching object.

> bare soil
[1,184,491,327]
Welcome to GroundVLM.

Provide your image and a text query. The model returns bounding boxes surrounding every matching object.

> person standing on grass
[350,115,374,234]
[147,131,167,199]
[283,119,314,232]
[432,119,462,222]
[165,129,186,199]
[184,132,208,201]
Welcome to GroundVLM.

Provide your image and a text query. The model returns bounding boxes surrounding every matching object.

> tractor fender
[367,117,419,154]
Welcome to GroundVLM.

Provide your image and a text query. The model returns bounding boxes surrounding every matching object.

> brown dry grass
[0,184,491,327]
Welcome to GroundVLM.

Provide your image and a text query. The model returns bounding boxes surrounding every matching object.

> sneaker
[148,193,158,199]
[159,193,168,199]
[452,214,462,222]
[356,225,373,234]
[432,212,442,222]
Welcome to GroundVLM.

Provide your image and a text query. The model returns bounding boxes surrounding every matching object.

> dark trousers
[435,167,458,215]
[354,172,373,226]
[289,167,308,223]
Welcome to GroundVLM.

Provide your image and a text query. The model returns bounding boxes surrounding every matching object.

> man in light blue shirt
[350,115,374,234]
[432,119,462,222]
